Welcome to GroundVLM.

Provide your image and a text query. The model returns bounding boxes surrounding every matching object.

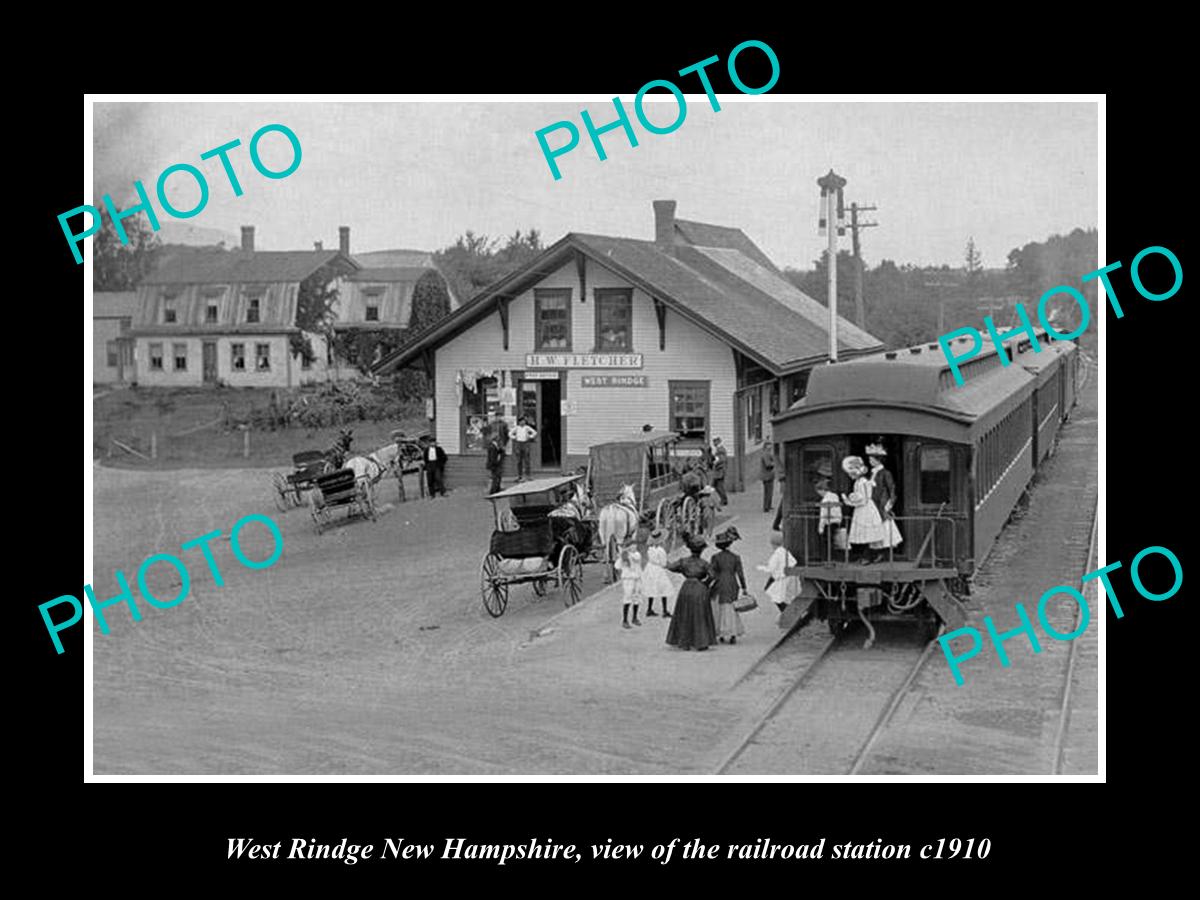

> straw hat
[865,442,886,457]
[842,455,865,476]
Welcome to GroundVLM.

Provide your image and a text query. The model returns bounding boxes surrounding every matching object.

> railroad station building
[373,201,883,490]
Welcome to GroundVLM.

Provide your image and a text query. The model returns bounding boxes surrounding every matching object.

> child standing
[615,537,645,629]
[641,527,675,618]
[759,532,801,613]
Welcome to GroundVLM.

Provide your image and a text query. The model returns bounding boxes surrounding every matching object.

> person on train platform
[710,437,729,507]
[708,527,748,644]
[485,429,505,496]
[665,533,717,651]
[423,436,448,498]
[865,441,903,562]
[841,455,884,563]
[641,527,675,618]
[511,416,538,482]
[760,441,777,513]
[760,531,800,613]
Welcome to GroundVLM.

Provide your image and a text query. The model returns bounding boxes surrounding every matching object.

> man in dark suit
[486,430,506,496]
[423,437,448,497]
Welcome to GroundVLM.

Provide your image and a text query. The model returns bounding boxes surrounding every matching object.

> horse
[325,428,354,471]
[598,484,640,581]
[344,442,403,505]
[549,480,593,522]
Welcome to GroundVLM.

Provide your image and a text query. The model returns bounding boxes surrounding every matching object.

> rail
[782,509,960,569]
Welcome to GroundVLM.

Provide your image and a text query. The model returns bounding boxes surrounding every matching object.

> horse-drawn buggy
[271,428,355,511]
[309,466,378,534]
[586,429,716,556]
[480,475,601,616]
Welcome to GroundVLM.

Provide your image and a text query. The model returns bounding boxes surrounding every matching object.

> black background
[20,21,1188,887]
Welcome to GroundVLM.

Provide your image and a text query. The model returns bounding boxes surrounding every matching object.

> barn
[373,201,883,490]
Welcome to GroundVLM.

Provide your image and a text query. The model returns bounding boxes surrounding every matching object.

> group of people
[613,525,801,652]
[390,430,448,499]
[838,442,902,563]
[485,417,539,495]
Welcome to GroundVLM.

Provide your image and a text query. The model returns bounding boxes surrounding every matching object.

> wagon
[309,467,377,534]
[585,430,714,550]
[479,475,594,617]
[272,450,330,511]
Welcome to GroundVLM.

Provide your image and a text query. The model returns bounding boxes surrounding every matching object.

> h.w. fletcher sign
[525,353,643,369]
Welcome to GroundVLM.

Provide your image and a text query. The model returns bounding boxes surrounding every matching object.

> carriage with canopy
[479,474,600,617]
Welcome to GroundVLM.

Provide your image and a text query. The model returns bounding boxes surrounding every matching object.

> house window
[162,300,176,324]
[919,445,952,505]
[149,342,164,371]
[106,341,119,368]
[231,343,246,371]
[365,304,380,322]
[595,288,632,351]
[747,386,763,443]
[173,343,187,371]
[255,343,271,371]
[205,304,218,323]
[119,317,132,333]
[300,353,312,370]
[669,380,710,446]
[246,297,261,323]
[534,289,571,350]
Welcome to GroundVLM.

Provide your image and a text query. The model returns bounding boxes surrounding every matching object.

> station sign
[525,353,643,369]
[581,375,648,388]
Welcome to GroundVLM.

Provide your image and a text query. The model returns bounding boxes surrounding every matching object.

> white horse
[345,443,403,502]
[598,484,640,578]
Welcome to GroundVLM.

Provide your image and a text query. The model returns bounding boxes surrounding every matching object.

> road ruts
[851,374,1098,775]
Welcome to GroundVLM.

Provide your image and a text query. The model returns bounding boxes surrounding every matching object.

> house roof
[142,249,357,285]
[347,266,432,283]
[94,291,138,318]
[352,249,435,268]
[372,217,883,377]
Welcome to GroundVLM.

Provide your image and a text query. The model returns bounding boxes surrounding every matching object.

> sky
[93,99,1097,271]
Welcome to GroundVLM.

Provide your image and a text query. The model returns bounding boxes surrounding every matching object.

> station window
[106,341,119,368]
[534,289,571,350]
[173,343,187,371]
[595,288,633,351]
[669,380,709,446]
[231,343,246,371]
[149,342,164,371]
[747,386,763,443]
[919,445,952,505]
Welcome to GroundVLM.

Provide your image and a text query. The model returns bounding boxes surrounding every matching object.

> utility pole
[817,169,847,362]
[847,202,878,330]
[924,280,957,335]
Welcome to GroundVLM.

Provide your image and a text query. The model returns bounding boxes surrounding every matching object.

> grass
[94,385,428,470]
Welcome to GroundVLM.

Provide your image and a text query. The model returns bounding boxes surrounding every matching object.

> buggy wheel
[272,472,291,512]
[310,496,325,535]
[655,497,674,533]
[679,496,698,536]
[559,545,582,607]
[480,554,508,617]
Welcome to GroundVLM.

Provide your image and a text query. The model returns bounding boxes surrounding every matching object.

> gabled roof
[352,249,435,268]
[142,250,357,286]
[347,266,432,283]
[94,291,138,317]
[372,218,883,377]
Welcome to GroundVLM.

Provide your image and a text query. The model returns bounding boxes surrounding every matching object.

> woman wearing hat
[866,441,902,561]
[665,534,717,651]
[841,455,884,562]
[708,527,748,644]
[641,527,675,618]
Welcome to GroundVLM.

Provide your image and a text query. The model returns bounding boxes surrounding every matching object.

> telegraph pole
[924,280,957,335]
[817,170,847,362]
[847,202,878,330]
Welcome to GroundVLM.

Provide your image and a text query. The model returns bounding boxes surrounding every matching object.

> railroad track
[1052,501,1098,774]
[713,622,937,775]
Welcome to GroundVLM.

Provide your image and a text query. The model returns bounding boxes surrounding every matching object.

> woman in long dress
[708,527,747,644]
[641,527,675,618]
[866,443,903,559]
[665,534,717,651]
[841,455,884,562]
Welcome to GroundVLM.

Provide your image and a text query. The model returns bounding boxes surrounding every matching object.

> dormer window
[246,297,261,323]
[365,304,379,322]
[162,299,176,324]
[206,304,219,324]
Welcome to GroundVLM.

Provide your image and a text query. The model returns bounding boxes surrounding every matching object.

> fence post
[243,426,251,459]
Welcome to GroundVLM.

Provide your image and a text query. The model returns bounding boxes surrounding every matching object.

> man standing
[486,429,506,496]
[710,436,728,507]
[424,436,447,498]
[512,415,538,481]
[760,440,776,513]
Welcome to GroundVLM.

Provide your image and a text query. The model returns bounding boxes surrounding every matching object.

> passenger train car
[772,331,1079,644]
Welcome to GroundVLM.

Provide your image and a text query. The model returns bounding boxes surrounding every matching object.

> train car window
[919,446,952,505]
[801,446,836,504]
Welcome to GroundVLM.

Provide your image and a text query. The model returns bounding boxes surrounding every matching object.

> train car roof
[773,330,1073,442]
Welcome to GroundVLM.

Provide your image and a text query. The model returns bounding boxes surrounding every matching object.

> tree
[92,212,162,291]
[965,237,982,279]
[433,228,544,303]
[291,265,341,364]
[409,269,452,334]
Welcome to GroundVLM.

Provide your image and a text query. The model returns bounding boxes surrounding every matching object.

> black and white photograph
[82,97,1101,778]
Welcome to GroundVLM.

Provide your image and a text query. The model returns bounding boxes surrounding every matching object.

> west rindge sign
[525,353,643,368]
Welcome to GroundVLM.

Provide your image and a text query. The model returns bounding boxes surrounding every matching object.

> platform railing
[783,508,958,569]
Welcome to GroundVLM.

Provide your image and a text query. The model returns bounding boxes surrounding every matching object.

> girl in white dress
[614,538,645,629]
[759,531,801,612]
[841,455,884,561]
[641,527,675,618]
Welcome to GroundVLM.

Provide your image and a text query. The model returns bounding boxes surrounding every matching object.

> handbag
[734,591,758,612]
